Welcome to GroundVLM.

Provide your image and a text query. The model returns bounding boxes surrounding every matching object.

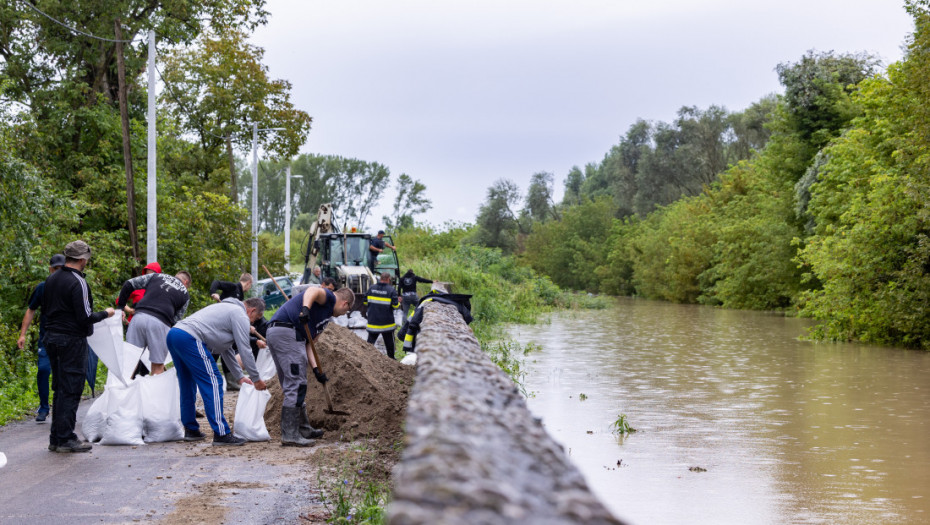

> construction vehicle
[299,203,400,312]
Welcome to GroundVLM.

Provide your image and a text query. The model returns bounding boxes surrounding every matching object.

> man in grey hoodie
[166,297,267,446]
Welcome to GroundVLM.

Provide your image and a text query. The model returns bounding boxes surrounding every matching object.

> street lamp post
[284,166,303,275]
[250,124,286,280]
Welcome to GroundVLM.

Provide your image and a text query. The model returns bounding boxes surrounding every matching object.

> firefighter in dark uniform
[364,272,400,359]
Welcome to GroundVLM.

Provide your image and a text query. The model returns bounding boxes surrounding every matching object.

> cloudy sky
[250,0,914,228]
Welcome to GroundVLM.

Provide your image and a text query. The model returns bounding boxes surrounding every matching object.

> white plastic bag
[100,380,144,446]
[255,347,277,382]
[233,383,271,441]
[140,368,184,442]
[81,389,111,442]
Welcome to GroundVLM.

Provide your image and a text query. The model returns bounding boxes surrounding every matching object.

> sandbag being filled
[100,380,144,446]
[233,383,271,441]
[139,368,184,442]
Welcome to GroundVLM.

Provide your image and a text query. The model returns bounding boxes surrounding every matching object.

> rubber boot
[281,406,312,447]
[298,404,324,439]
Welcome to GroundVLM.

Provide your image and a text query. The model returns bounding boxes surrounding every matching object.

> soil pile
[264,324,415,444]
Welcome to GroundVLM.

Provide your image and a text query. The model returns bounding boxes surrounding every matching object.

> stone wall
[388,302,626,525]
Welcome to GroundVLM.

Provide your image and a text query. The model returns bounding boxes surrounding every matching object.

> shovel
[301,322,350,416]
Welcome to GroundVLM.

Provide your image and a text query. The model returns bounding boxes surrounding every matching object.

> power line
[19,0,135,44]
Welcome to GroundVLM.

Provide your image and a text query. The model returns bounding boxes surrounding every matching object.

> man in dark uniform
[368,230,395,273]
[364,272,400,359]
[116,270,191,375]
[42,240,115,453]
[266,286,354,446]
[17,253,66,422]
[398,269,433,319]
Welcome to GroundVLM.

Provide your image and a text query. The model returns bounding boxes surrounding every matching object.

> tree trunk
[115,19,140,262]
[227,134,237,204]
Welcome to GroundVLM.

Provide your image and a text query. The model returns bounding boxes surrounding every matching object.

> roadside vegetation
[467,4,930,351]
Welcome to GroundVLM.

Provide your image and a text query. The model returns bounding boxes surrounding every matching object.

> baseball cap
[63,240,92,260]
[144,261,162,273]
[49,254,66,268]
[377,230,385,235]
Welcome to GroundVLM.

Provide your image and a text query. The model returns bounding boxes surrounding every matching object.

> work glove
[312,367,328,384]
[298,305,311,324]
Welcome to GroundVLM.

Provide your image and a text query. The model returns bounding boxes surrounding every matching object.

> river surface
[507,298,930,525]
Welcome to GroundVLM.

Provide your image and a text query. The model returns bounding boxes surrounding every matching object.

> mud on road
[0,324,412,524]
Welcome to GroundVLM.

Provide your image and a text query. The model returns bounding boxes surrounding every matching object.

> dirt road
[0,398,333,524]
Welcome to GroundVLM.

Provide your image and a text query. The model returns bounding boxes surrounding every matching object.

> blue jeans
[37,346,51,411]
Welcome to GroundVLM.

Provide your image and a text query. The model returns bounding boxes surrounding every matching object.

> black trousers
[44,333,88,446]
[367,330,396,360]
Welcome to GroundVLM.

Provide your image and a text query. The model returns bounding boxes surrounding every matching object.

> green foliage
[0,317,40,424]
[522,197,617,292]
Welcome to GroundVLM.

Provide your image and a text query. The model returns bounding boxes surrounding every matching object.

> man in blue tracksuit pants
[166,297,267,446]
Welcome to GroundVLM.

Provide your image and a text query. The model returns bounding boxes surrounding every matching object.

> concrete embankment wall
[388,302,626,525]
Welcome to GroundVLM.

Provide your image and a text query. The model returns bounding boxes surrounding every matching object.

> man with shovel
[266,286,354,446]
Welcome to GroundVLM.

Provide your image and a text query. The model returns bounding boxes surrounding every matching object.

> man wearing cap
[41,240,115,453]
[368,230,395,273]
[116,269,192,375]
[122,262,161,324]
[16,253,66,422]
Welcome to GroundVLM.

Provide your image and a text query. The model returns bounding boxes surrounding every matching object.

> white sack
[87,312,128,386]
[140,369,184,443]
[400,353,418,366]
[255,347,277,382]
[81,389,111,442]
[0,452,7,469]
[100,380,144,446]
[233,383,271,441]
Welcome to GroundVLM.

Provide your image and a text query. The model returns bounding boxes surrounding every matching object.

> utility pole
[146,29,157,263]
[251,123,259,281]
[285,166,302,274]
[115,18,139,262]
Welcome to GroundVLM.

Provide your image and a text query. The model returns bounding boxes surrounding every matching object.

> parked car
[253,275,295,310]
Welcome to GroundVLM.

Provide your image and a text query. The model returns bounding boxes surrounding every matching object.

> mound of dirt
[264,324,415,444]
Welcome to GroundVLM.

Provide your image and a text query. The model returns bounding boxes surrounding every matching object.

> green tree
[473,179,525,253]
[160,29,311,201]
[384,174,432,231]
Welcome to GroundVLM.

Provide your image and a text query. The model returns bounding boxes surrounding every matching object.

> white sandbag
[233,383,271,441]
[140,369,184,443]
[400,353,418,366]
[255,347,277,382]
[87,312,129,386]
[100,380,144,446]
[0,452,6,468]
[81,389,111,442]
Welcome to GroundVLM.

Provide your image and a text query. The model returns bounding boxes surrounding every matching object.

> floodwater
[508,297,930,525]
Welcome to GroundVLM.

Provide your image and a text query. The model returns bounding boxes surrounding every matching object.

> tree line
[470,2,930,349]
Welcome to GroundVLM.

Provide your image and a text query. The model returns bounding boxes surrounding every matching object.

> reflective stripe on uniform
[367,323,396,331]
[367,296,392,304]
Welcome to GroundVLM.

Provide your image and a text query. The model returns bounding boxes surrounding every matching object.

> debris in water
[689,466,707,473]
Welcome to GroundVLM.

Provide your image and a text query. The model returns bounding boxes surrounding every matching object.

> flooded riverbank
[509,298,930,524]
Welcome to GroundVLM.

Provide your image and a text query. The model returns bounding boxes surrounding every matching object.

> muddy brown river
[508,298,930,525]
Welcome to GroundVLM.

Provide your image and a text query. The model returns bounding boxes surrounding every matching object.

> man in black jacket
[364,272,400,359]
[116,270,191,375]
[398,269,433,319]
[42,240,115,453]
[209,273,253,302]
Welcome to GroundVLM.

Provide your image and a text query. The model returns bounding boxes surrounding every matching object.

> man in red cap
[123,262,161,324]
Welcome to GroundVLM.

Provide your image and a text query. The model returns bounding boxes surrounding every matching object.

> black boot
[298,404,324,439]
[281,406,312,447]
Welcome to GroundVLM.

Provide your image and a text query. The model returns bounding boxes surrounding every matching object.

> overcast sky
[250,0,914,228]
